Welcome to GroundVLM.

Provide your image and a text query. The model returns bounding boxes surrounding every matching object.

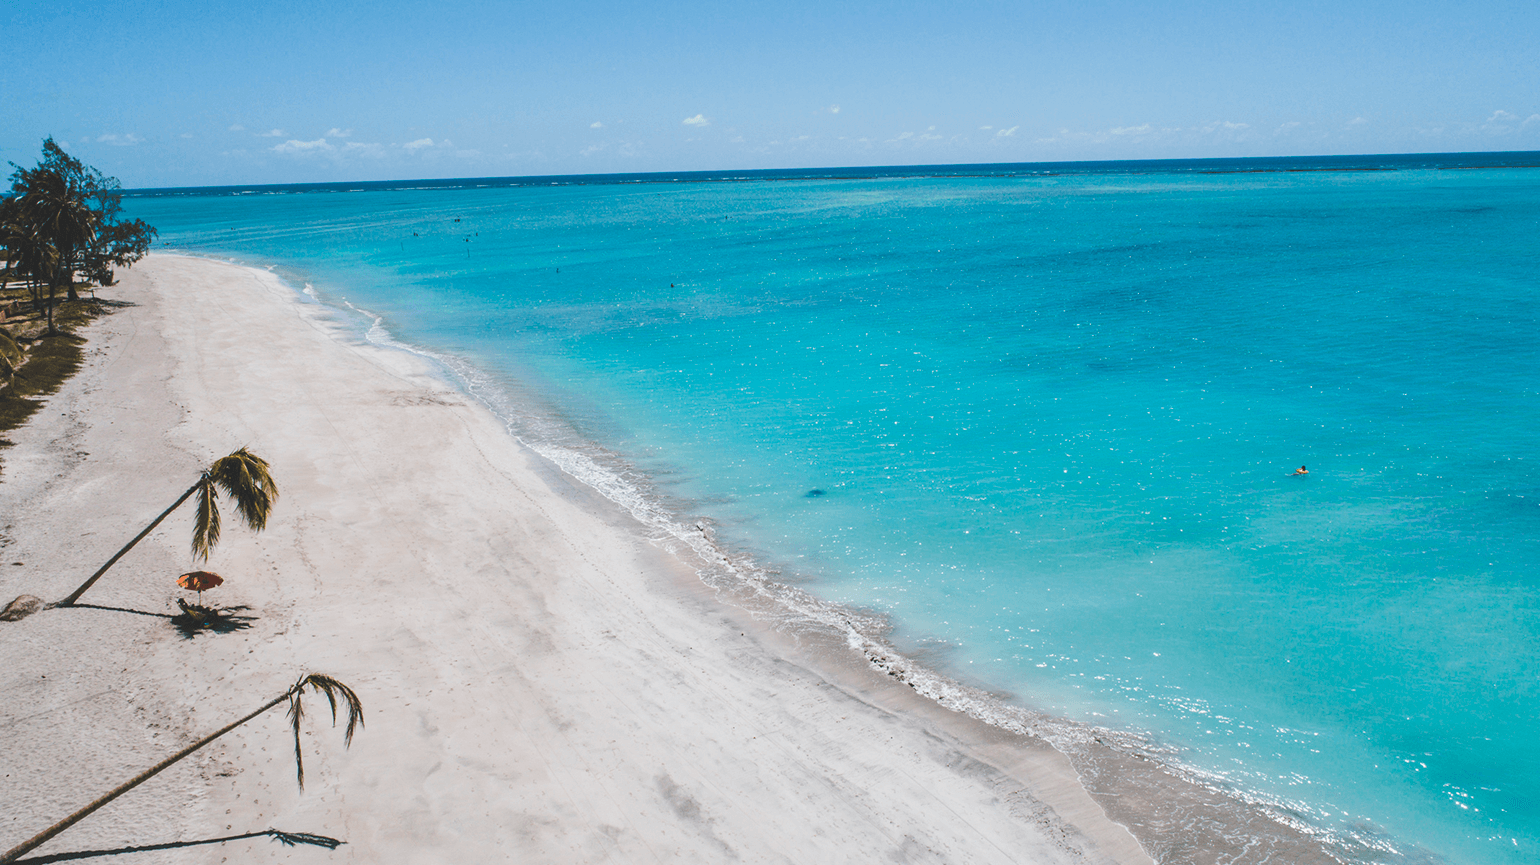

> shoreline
[1,254,1156,863]
[331,259,1373,864]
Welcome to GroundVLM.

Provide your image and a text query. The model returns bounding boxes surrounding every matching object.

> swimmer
[1292,465,1308,476]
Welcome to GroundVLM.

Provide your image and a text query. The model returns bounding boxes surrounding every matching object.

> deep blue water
[125,154,1540,864]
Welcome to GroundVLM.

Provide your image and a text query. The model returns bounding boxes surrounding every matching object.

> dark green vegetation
[0,297,98,443]
[2,138,156,315]
[0,139,155,461]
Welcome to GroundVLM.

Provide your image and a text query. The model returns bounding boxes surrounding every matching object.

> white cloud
[1111,124,1152,136]
[179,133,194,139]
[1200,121,1250,132]
[326,128,353,138]
[979,125,993,130]
[259,129,285,137]
[682,114,709,127]
[95,133,143,145]
[827,105,840,114]
[590,121,604,128]
[919,134,942,141]
[996,126,1019,137]
[1479,110,1538,134]
[228,124,244,131]
[344,141,385,157]
[403,138,435,151]
[270,138,333,154]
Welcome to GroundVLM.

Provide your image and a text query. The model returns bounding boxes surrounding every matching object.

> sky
[4,0,1539,187]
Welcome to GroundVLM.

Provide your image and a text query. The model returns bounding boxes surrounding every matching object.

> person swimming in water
[1292,465,1308,476]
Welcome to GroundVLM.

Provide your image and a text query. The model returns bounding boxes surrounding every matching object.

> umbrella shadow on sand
[169,570,256,637]
[170,599,255,638]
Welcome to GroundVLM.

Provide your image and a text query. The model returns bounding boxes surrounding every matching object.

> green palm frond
[60,447,278,606]
[207,447,279,532]
[286,674,365,789]
[0,329,22,368]
[271,830,345,849]
[190,476,221,563]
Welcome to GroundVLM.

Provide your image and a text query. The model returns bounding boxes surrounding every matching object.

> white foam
[321,284,1377,865]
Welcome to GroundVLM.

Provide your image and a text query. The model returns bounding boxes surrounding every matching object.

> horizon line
[121,148,1540,196]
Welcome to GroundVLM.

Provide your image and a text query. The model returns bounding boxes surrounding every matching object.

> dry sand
[0,255,1153,864]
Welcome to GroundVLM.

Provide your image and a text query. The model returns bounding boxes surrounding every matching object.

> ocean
[124,153,1540,864]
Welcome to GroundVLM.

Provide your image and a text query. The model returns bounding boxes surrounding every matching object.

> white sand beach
[0,255,1154,864]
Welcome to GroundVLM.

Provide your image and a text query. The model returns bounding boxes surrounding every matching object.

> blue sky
[4,0,1538,187]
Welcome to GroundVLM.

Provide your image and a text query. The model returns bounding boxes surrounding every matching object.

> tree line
[0,138,157,333]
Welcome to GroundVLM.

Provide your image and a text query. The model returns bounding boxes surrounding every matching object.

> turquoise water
[126,156,1540,864]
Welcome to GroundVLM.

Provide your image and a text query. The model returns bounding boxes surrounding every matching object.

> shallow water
[126,154,1540,864]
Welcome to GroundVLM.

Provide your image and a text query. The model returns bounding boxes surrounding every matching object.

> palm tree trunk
[54,481,201,607]
[0,691,291,865]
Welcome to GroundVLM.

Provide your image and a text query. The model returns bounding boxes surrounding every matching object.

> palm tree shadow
[65,603,173,619]
[10,828,343,863]
[171,602,255,638]
[47,600,255,636]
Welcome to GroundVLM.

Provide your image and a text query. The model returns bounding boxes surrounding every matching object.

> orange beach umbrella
[177,570,224,599]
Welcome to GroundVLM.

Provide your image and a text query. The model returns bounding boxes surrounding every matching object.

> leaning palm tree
[0,673,362,865]
[55,448,278,608]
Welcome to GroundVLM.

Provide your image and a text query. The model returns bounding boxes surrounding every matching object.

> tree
[82,214,157,287]
[26,138,157,295]
[0,196,33,291]
[56,448,279,608]
[3,164,95,334]
[0,673,363,865]
[1,139,156,318]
